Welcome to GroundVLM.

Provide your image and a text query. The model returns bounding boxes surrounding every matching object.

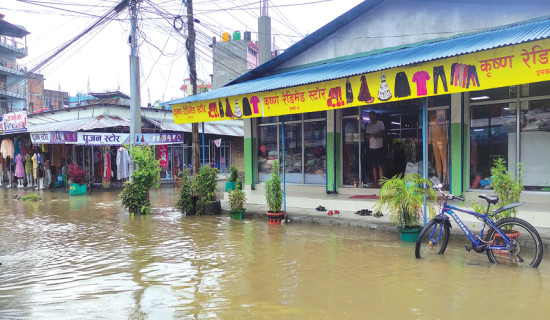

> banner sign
[51,131,78,144]
[0,116,3,134]
[77,132,129,145]
[158,145,168,168]
[30,132,51,144]
[171,39,550,124]
[134,133,184,145]
[2,111,27,133]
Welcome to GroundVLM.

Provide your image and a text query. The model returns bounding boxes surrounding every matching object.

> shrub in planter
[194,166,220,216]
[176,168,194,215]
[265,160,283,213]
[225,165,241,191]
[68,163,87,186]
[228,183,247,219]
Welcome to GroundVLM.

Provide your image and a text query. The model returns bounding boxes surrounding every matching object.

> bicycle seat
[478,194,499,204]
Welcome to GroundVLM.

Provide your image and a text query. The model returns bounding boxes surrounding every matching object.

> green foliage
[176,168,194,215]
[176,166,219,216]
[228,183,247,213]
[228,165,239,183]
[376,173,437,228]
[264,160,283,213]
[21,193,41,202]
[120,181,150,215]
[194,166,219,216]
[120,145,161,215]
[490,158,523,220]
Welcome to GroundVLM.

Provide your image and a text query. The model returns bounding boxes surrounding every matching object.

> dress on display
[24,154,32,175]
[15,154,25,178]
[1,139,15,159]
[116,147,130,180]
[357,75,375,103]
[377,74,392,101]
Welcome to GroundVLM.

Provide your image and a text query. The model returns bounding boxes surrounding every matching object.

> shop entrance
[341,100,424,187]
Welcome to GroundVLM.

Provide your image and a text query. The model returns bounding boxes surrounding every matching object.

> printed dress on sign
[357,75,375,103]
[394,72,411,98]
[233,99,243,118]
[242,97,253,116]
[218,100,224,118]
[377,74,392,101]
[225,98,234,119]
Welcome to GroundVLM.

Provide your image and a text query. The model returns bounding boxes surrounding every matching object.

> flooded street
[1,187,550,319]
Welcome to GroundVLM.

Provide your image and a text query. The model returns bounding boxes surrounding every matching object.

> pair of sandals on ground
[315,205,339,215]
[355,209,383,217]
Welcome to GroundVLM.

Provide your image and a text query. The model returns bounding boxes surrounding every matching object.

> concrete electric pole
[129,0,142,179]
[186,0,200,175]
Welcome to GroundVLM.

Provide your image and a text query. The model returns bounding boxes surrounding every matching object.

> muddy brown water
[1,187,550,319]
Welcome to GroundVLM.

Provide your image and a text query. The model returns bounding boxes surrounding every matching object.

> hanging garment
[225,98,234,119]
[250,96,260,114]
[233,99,243,118]
[116,147,130,180]
[394,72,411,98]
[104,150,111,180]
[1,139,15,159]
[31,153,38,178]
[15,154,25,178]
[345,78,354,103]
[242,97,253,116]
[218,100,224,118]
[24,154,32,175]
[357,75,375,103]
[377,74,392,101]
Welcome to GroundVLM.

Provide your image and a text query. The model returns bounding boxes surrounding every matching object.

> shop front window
[304,121,326,184]
[258,125,278,181]
[282,122,303,183]
[519,99,550,190]
[342,117,360,185]
[470,103,516,189]
[427,109,449,187]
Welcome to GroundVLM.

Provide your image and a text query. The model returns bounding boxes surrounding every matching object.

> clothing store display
[15,154,25,178]
[24,154,32,175]
[31,153,39,179]
[218,100,225,118]
[433,66,448,94]
[44,160,51,188]
[429,112,449,185]
[357,75,375,103]
[225,97,234,119]
[345,78,354,103]
[394,72,411,98]
[412,71,431,96]
[377,74,392,101]
[250,96,260,114]
[116,147,131,180]
[233,99,243,118]
[1,139,15,159]
[242,97,253,116]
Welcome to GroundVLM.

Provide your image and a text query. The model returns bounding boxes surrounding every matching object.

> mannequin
[429,112,449,185]
[24,153,33,187]
[31,152,39,187]
[15,153,25,188]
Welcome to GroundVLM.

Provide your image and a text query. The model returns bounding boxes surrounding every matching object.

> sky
[2,0,363,104]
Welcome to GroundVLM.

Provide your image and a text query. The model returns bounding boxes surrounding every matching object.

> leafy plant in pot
[375,173,437,241]
[228,183,247,220]
[68,162,87,195]
[225,165,241,192]
[489,158,523,234]
[176,166,221,216]
[264,160,284,224]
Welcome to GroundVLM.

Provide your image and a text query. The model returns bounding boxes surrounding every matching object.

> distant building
[0,15,29,114]
[27,73,68,113]
[212,32,259,89]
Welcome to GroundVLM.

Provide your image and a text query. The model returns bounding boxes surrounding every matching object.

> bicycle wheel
[415,219,450,259]
[485,218,543,268]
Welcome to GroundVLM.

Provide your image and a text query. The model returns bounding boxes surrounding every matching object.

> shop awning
[143,117,244,137]
[27,115,129,132]
[163,16,550,124]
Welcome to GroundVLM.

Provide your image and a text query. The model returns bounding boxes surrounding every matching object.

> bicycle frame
[432,202,513,251]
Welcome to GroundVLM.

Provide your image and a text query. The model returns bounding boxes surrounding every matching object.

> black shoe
[316,205,326,211]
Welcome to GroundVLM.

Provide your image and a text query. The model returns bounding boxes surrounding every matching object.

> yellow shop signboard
[172,39,550,124]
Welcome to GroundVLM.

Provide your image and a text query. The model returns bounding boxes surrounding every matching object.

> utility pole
[187,0,200,175]
[129,0,142,179]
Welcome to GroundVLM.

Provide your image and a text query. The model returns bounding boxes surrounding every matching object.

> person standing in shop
[365,111,385,188]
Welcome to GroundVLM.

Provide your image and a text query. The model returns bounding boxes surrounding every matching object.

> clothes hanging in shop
[346,78,354,103]
[357,75,375,103]
[104,149,111,180]
[242,97,252,116]
[1,139,14,159]
[394,72,411,98]
[377,74,392,101]
[14,154,25,178]
[116,147,130,180]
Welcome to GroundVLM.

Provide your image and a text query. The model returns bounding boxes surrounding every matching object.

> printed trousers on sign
[466,66,480,88]
[433,66,448,94]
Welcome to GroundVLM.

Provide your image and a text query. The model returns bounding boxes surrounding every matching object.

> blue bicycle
[415,185,543,267]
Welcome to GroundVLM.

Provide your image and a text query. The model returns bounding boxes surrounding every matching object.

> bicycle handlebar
[432,184,464,202]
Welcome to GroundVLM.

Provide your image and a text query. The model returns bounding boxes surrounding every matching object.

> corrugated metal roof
[27,116,129,132]
[165,16,550,105]
[146,118,244,137]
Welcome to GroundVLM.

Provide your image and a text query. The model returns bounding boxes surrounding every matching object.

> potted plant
[375,173,437,241]
[228,183,247,220]
[176,168,194,215]
[265,160,285,224]
[176,166,221,216]
[225,165,241,191]
[68,162,87,196]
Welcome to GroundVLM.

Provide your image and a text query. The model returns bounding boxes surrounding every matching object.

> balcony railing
[0,81,26,98]
[0,57,26,74]
[0,36,28,56]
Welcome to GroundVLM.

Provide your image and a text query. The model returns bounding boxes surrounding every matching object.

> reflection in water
[1,187,549,319]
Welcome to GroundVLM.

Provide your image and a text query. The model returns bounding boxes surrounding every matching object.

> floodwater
[1,187,550,319]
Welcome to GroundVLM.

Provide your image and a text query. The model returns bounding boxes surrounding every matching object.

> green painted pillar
[326,110,340,192]
[243,118,257,187]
